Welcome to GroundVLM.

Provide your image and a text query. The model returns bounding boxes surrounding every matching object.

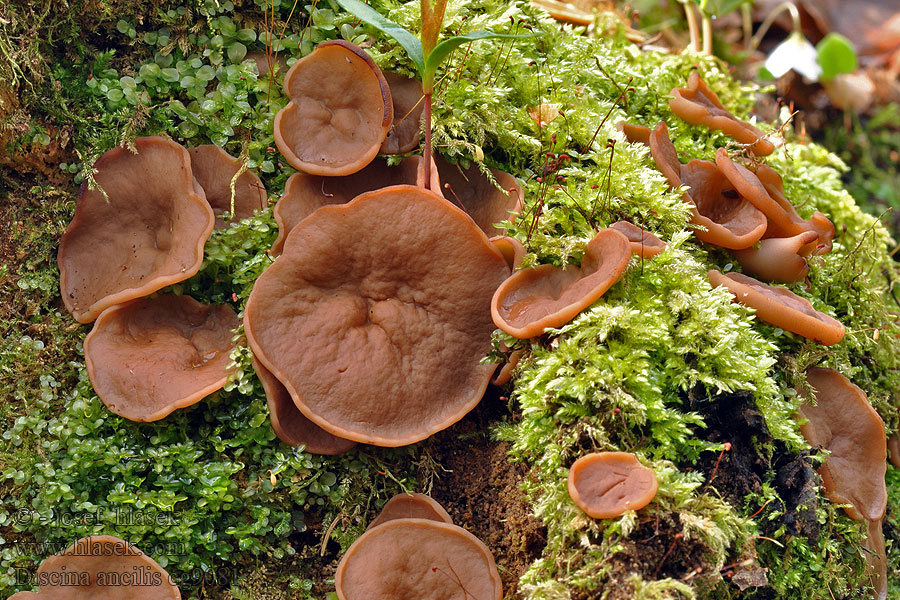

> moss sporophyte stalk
[1,0,899,599]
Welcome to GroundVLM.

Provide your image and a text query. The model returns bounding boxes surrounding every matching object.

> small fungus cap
[335,519,502,600]
[380,72,425,154]
[567,452,658,519]
[491,228,631,339]
[84,294,239,422]
[58,136,215,323]
[799,367,887,522]
[7,535,180,600]
[708,270,844,345]
[753,163,835,253]
[489,235,526,271]
[435,156,524,236]
[669,71,775,156]
[252,357,356,454]
[367,492,454,530]
[189,145,266,229]
[274,40,392,176]
[609,221,667,258]
[271,156,420,256]
[733,231,818,283]
[245,185,510,446]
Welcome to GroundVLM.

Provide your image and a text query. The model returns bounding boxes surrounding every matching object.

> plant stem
[701,13,712,55]
[679,0,701,52]
[749,1,801,51]
[423,92,433,191]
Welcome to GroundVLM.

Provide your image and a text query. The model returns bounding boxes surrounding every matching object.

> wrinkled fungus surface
[491,228,631,338]
[252,357,356,454]
[58,136,214,323]
[189,144,267,229]
[8,535,180,600]
[274,40,392,176]
[708,270,845,345]
[335,519,502,600]
[567,452,658,519]
[367,492,454,529]
[84,294,239,422]
[245,185,510,446]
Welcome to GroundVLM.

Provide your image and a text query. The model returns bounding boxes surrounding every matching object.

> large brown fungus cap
[669,71,775,156]
[491,228,631,339]
[708,270,844,345]
[189,144,267,229]
[381,72,426,154]
[435,155,524,236]
[274,40,392,176]
[58,136,215,323]
[252,357,356,454]
[335,519,502,600]
[84,294,239,422]
[8,535,180,600]
[245,185,510,446]
[648,123,767,250]
[567,452,658,519]
[367,492,454,530]
[271,156,420,256]
[799,368,887,522]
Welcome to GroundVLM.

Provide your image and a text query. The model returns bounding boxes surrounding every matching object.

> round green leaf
[816,33,858,81]
[227,42,247,64]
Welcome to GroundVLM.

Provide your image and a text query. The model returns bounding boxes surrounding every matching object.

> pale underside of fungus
[274,40,392,176]
[189,144,267,229]
[335,519,502,600]
[567,451,658,519]
[84,294,239,422]
[245,185,510,446]
[8,535,181,600]
[58,136,215,323]
[491,228,631,339]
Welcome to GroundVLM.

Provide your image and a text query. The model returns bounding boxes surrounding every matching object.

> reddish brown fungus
[491,228,631,339]
[733,230,818,283]
[245,185,510,446]
[189,144,267,229]
[367,493,454,530]
[335,519,502,600]
[274,40,392,176]
[609,221,667,258]
[381,72,426,154]
[58,136,215,323]
[83,294,239,422]
[567,452,658,519]
[669,71,775,156]
[618,121,651,145]
[708,270,844,345]
[434,155,524,237]
[489,235,526,271]
[8,535,181,600]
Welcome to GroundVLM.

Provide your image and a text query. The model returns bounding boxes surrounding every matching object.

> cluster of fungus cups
[59,136,262,421]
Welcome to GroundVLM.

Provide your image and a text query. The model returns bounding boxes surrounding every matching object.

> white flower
[765,33,822,81]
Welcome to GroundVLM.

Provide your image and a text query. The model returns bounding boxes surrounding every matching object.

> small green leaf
[424,30,534,81]
[816,33,858,81]
[697,0,749,17]
[227,42,248,64]
[332,0,424,74]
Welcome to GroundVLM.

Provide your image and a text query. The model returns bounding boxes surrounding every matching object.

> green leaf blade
[333,0,425,74]
[424,30,535,79]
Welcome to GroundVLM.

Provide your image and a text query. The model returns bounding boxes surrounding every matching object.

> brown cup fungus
[568,452,658,519]
[58,136,215,323]
[251,357,356,454]
[434,155,524,237]
[83,294,239,422]
[618,121,652,145]
[245,185,510,446]
[8,535,180,600]
[367,492,454,530]
[491,228,631,339]
[274,40,392,176]
[489,235,526,271]
[189,144,267,229]
[648,123,767,250]
[708,270,845,345]
[733,231,818,283]
[335,519,502,600]
[669,71,775,157]
[609,221,667,258]
[271,156,420,256]
[381,72,426,154]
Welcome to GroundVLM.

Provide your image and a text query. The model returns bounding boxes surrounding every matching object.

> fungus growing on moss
[8,535,181,599]
[609,220,667,258]
[567,452,658,519]
[58,136,215,323]
[271,156,420,256]
[434,155,523,236]
[274,40,392,176]
[618,121,651,145]
[83,294,239,422]
[381,72,426,154]
[367,492,454,529]
[189,145,266,229]
[888,435,900,469]
[251,357,356,454]
[491,228,630,339]
[708,270,845,345]
[649,123,767,250]
[669,71,775,156]
[335,519,502,600]
[245,185,510,446]
[733,231,818,283]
